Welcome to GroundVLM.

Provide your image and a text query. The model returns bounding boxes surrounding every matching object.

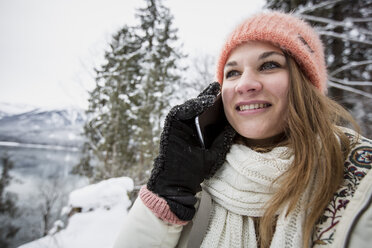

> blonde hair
[258,56,359,248]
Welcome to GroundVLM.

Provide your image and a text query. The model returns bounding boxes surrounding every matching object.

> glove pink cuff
[139,185,188,226]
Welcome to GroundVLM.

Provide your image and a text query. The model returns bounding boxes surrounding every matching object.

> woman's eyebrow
[224,61,237,69]
[224,51,284,69]
[259,51,284,60]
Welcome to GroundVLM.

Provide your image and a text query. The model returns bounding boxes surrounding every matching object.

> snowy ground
[18,177,134,248]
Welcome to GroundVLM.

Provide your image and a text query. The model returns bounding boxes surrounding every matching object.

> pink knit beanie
[215,11,327,93]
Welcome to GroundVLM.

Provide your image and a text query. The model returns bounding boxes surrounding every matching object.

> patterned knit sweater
[312,130,372,246]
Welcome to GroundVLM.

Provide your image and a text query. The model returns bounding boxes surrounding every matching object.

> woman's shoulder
[341,127,372,171]
[312,127,372,246]
[338,126,371,144]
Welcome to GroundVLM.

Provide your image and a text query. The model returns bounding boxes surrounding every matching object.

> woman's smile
[235,101,272,113]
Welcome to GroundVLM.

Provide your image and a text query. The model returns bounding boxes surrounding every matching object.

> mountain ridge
[0,103,86,147]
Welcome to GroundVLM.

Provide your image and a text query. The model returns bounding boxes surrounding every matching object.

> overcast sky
[0,0,265,109]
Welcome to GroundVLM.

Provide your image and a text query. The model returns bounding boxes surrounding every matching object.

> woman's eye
[260,61,281,71]
[225,70,240,79]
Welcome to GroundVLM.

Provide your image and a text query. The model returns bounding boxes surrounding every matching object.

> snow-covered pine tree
[134,0,185,177]
[74,0,185,184]
[73,25,142,182]
[265,0,372,137]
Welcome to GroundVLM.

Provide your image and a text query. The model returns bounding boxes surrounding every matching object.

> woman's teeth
[239,103,270,111]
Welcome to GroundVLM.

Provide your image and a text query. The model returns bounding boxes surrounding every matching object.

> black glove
[147,82,236,221]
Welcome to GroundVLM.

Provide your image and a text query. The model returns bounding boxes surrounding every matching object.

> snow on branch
[300,14,341,26]
[329,76,372,86]
[318,31,372,46]
[348,17,372,23]
[299,14,372,44]
[330,60,372,76]
[328,81,372,99]
[350,28,372,38]
[300,14,372,37]
[296,0,343,14]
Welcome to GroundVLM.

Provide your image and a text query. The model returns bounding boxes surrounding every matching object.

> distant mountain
[0,102,38,119]
[0,103,86,147]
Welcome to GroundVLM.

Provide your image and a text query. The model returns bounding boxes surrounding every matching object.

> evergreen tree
[74,0,185,184]
[85,25,142,182]
[0,153,19,248]
[265,0,372,137]
[134,0,184,173]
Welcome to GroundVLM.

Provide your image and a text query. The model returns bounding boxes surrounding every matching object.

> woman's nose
[235,71,262,94]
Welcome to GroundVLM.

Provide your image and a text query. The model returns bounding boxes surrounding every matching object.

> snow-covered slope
[0,103,86,147]
[19,177,134,248]
[0,102,38,118]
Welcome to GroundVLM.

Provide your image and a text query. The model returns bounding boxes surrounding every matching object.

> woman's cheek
[221,86,236,128]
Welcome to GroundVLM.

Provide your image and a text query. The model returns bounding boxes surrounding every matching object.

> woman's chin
[239,132,287,147]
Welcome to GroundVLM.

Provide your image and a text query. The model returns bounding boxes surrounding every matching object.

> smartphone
[195,94,227,149]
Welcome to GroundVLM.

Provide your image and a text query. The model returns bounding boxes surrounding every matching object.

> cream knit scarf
[201,144,315,248]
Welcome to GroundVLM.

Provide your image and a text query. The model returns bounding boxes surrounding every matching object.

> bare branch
[296,0,343,14]
[347,17,372,23]
[330,60,372,76]
[83,122,105,162]
[328,81,372,99]
[300,14,341,26]
[300,14,372,37]
[318,31,372,46]
[329,77,372,86]
[354,29,372,37]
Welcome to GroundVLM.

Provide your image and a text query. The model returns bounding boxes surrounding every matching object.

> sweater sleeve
[113,191,185,248]
[348,187,372,248]
[139,185,188,225]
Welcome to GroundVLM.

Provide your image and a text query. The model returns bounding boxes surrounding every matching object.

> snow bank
[19,177,134,248]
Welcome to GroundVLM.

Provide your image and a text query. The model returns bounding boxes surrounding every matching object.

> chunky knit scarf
[201,144,315,248]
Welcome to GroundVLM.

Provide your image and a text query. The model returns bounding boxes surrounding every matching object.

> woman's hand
[147,82,236,221]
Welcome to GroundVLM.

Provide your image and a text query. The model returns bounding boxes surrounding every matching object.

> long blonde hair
[258,55,359,248]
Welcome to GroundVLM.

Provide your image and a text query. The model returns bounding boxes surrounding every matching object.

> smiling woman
[113,11,372,248]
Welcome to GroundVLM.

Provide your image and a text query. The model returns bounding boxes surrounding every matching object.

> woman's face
[222,41,290,142]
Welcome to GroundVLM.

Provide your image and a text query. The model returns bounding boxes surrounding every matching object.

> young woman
[114,12,372,248]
